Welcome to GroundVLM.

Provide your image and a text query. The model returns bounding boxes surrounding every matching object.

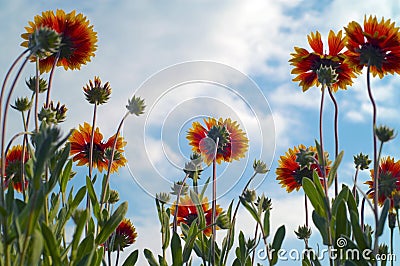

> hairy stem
[327,86,339,196]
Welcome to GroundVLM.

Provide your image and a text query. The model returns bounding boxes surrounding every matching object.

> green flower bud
[216,212,231,229]
[126,95,146,116]
[156,192,171,204]
[353,153,372,170]
[375,125,396,143]
[170,181,188,196]
[83,76,112,105]
[109,189,120,204]
[26,76,48,93]
[253,159,268,174]
[242,189,257,203]
[255,196,272,212]
[11,97,32,112]
[294,225,312,240]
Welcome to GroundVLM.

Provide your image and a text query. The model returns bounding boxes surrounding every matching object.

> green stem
[211,146,218,266]
[305,193,309,228]
[34,57,39,131]
[327,86,339,196]
[366,64,379,258]
[319,85,333,266]
[99,112,129,210]
[86,103,98,234]
[1,53,31,266]
[45,51,60,108]
[390,227,394,266]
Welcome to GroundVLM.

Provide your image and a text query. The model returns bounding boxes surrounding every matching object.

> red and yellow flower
[171,195,222,236]
[3,145,29,192]
[187,117,248,165]
[105,218,137,251]
[290,30,357,92]
[21,9,97,73]
[69,122,127,173]
[276,145,331,193]
[365,156,400,207]
[345,15,400,78]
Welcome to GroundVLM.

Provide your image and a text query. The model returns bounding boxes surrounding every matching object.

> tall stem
[211,157,217,266]
[99,112,129,209]
[0,49,29,207]
[34,57,40,131]
[223,171,257,265]
[366,65,379,256]
[45,51,60,108]
[319,85,333,266]
[327,86,339,196]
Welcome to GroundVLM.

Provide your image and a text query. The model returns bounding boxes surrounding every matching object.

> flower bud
[353,153,371,170]
[126,95,146,116]
[170,181,188,196]
[375,125,396,143]
[26,76,48,93]
[242,189,257,203]
[216,212,231,229]
[108,189,120,204]
[253,159,268,174]
[11,97,32,112]
[294,225,312,240]
[156,192,171,204]
[83,76,112,105]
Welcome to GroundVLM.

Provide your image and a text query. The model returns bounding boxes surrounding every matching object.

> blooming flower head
[69,122,127,173]
[290,30,357,92]
[276,145,331,193]
[106,218,137,251]
[171,195,222,236]
[345,15,400,78]
[365,156,400,207]
[187,117,248,165]
[21,10,97,73]
[3,145,29,192]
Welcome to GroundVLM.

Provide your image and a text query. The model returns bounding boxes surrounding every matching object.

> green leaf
[171,232,183,266]
[377,198,390,237]
[302,178,325,217]
[335,199,349,240]
[327,151,344,188]
[349,211,368,251]
[122,250,139,266]
[239,197,261,225]
[86,175,100,219]
[312,211,329,245]
[263,209,270,239]
[95,201,128,245]
[144,249,159,266]
[41,223,61,265]
[28,229,43,266]
[271,225,285,265]
[182,222,198,263]
[200,177,211,199]
[76,233,95,262]
[71,186,87,210]
[70,210,88,262]
[60,160,72,193]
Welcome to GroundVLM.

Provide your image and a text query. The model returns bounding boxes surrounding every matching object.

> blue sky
[1,0,400,264]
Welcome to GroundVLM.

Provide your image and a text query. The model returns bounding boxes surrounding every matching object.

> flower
[276,145,331,193]
[345,15,400,78]
[290,30,357,92]
[3,145,29,192]
[83,77,112,105]
[365,157,400,207]
[69,122,127,173]
[21,10,97,73]
[170,195,222,236]
[106,218,137,252]
[187,117,248,165]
